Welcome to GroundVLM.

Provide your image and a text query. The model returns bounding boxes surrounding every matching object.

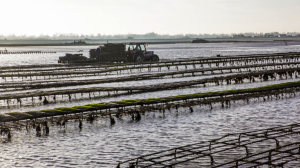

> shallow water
[1,42,300,66]
[1,96,299,167]
[0,42,300,167]
[0,76,298,114]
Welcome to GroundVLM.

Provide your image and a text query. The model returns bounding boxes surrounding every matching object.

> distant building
[264,33,274,37]
[231,35,245,38]
[272,32,280,36]
[278,34,287,37]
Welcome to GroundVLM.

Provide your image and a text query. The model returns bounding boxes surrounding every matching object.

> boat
[192,38,209,43]
[65,40,86,45]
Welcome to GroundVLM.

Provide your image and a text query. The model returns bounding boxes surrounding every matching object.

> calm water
[1,42,300,66]
[0,42,300,167]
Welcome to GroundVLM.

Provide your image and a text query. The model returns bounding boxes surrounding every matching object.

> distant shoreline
[0,41,273,47]
[0,37,299,46]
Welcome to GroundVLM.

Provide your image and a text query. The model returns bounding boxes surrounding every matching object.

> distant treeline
[1,32,300,40]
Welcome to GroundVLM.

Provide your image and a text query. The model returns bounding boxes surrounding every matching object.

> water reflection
[0,43,300,167]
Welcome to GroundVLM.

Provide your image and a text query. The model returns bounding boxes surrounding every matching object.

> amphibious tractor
[58,42,159,63]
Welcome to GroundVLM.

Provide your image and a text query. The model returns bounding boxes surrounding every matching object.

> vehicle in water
[65,40,86,45]
[125,43,159,62]
[58,42,159,63]
[192,38,209,43]
[58,53,88,63]
[89,42,159,63]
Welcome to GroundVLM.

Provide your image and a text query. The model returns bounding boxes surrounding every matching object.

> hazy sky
[1,0,300,36]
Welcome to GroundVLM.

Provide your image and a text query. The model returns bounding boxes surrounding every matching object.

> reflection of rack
[0,67,299,106]
[0,50,56,54]
[118,123,300,168]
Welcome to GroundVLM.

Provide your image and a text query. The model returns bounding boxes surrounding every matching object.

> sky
[1,0,300,36]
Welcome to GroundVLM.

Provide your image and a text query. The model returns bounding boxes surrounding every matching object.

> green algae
[1,80,300,122]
